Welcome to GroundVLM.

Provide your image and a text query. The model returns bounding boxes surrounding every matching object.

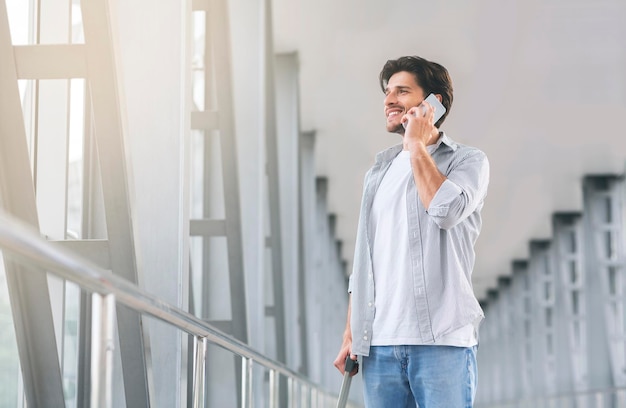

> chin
[387,123,404,134]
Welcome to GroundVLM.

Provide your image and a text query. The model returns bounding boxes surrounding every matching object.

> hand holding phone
[402,93,446,128]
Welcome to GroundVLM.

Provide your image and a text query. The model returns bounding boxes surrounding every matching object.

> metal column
[80,0,154,405]
[262,0,287,369]
[529,240,557,398]
[512,260,532,401]
[189,0,248,343]
[189,0,249,405]
[583,175,626,395]
[553,212,588,404]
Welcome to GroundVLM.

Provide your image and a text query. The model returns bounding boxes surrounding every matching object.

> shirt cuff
[427,179,462,217]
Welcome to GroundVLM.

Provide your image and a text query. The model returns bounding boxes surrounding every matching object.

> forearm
[410,143,446,209]
[334,295,355,373]
[343,295,352,340]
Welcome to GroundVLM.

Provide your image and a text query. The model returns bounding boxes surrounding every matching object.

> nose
[384,90,396,106]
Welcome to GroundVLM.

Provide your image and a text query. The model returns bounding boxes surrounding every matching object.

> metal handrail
[0,211,347,407]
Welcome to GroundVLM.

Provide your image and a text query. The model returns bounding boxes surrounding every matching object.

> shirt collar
[433,132,458,152]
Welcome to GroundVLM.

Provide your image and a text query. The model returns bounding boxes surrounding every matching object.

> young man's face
[383,71,426,134]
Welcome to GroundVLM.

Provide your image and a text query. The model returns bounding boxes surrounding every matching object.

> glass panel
[544,281,552,301]
[189,129,226,220]
[66,79,85,239]
[36,79,70,239]
[569,261,578,284]
[572,290,579,315]
[189,236,204,317]
[605,231,614,259]
[70,0,84,44]
[17,79,37,178]
[523,274,530,290]
[192,11,206,111]
[573,321,581,349]
[614,303,622,334]
[545,308,553,327]
[192,70,206,112]
[567,230,577,254]
[610,303,618,333]
[604,196,613,224]
[543,254,550,275]
[62,283,80,408]
[190,129,205,219]
[609,267,618,296]
[189,236,230,320]
[5,0,33,45]
[547,333,553,356]
[39,0,71,45]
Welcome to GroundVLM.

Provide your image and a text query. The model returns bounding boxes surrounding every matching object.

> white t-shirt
[369,148,477,347]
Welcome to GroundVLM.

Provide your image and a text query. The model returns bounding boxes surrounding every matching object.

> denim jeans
[361,345,477,408]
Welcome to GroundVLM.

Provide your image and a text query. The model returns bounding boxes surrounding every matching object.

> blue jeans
[361,345,477,408]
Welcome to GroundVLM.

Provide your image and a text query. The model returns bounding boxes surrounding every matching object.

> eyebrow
[384,85,412,94]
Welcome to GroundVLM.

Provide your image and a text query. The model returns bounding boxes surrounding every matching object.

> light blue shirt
[348,133,489,356]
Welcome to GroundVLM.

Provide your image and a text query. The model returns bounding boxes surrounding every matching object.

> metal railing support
[90,293,116,408]
[241,357,253,408]
[269,369,279,408]
[301,383,309,407]
[288,376,294,406]
[192,336,207,408]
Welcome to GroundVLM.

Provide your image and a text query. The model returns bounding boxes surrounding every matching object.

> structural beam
[0,2,66,406]
[81,0,153,405]
[14,44,87,79]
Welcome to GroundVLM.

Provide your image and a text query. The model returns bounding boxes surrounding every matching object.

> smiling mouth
[386,110,403,120]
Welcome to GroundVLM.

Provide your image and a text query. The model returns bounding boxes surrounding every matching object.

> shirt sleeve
[426,150,490,230]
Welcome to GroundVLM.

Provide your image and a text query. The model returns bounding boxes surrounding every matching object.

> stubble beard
[387,121,405,135]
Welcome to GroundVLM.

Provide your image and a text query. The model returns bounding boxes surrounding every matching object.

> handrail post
[288,377,294,407]
[241,357,253,408]
[300,382,308,407]
[269,369,279,408]
[90,292,116,408]
[192,336,208,408]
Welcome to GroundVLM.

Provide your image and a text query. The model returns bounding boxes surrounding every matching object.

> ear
[435,94,443,103]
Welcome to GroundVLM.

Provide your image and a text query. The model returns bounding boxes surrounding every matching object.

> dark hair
[379,56,453,128]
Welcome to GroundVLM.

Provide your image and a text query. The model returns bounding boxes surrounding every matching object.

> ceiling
[272,0,626,298]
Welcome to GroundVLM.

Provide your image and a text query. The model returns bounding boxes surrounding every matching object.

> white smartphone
[402,93,446,128]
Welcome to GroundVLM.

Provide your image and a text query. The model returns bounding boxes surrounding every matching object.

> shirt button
[363,336,368,340]
[368,302,373,307]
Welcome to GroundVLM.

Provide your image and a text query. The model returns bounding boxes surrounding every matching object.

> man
[334,56,489,407]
